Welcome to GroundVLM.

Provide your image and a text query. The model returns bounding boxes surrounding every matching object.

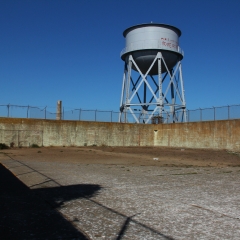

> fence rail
[1,104,240,123]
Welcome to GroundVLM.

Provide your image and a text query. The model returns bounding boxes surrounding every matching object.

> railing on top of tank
[120,40,184,57]
[1,104,240,124]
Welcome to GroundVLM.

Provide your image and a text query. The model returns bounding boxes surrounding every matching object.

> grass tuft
[0,143,9,149]
[30,143,40,148]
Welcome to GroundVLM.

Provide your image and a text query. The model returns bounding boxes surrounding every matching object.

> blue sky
[0,0,240,112]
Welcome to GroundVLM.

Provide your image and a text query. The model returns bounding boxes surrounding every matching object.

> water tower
[119,23,187,123]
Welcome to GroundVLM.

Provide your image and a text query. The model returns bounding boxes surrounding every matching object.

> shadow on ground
[0,163,101,239]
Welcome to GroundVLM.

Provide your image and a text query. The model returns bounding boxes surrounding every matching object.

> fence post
[7,104,10,117]
[213,106,215,121]
[27,105,29,118]
[228,105,230,119]
[95,110,97,121]
[200,108,202,122]
[79,108,81,121]
[187,110,190,122]
[44,107,47,119]
[62,107,64,120]
[111,111,113,122]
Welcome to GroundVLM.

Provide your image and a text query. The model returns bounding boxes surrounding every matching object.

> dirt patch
[1,146,240,167]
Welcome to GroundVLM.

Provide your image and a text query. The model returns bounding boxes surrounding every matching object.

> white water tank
[120,23,183,75]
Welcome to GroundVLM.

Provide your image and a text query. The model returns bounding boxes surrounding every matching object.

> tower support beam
[119,52,187,124]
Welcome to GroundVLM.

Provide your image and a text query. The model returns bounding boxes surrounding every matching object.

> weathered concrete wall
[0,118,153,147]
[0,118,240,150]
[153,120,240,150]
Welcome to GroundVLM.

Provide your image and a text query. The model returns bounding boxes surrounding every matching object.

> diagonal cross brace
[129,54,162,103]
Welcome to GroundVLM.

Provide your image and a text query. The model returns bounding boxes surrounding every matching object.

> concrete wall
[153,120,240,150]
[0,118,240,150]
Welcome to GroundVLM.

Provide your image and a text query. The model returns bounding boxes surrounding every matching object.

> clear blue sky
[1,0,240,111]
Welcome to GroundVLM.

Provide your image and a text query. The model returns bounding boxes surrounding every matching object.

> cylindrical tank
[121,23,183,75]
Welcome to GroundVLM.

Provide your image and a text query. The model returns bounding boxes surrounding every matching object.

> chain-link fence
[0,105,120,122]
[187,105,240,122]
[1,104,240,123]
